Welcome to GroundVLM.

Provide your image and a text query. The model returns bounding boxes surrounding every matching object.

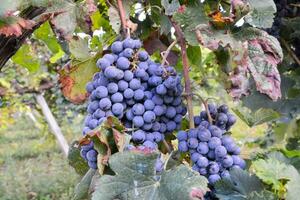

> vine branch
[170,18,195,129]
[193,93,213,124]
[117,0,128,37]
[281,39,300,67]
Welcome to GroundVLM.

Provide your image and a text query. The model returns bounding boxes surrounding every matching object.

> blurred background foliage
[0,0,299,199]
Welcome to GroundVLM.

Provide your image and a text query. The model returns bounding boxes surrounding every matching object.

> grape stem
[170,18,195,129]
[193,93,213,124]
[281,39,300,66]
[161,39,178,67]
[117,0,129,37]
[163,139,172,153]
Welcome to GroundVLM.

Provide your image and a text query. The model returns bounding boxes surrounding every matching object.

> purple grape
[218,104,229,113]
[142,123,153,130]
[133,39,142,49]
[199,120,209,128]
[88,161,97,169]
[208,174,221,184]
[191,152,202,162]
[154,105,164,116]
[118,80,129,91]
[156,84,167,95]
[208,125,223,138]
[177,130,187,141]
[152,95,163,105]
[232,155,246,169]
[107,82,118,94]
[86,149,97,162]
[172,97,182,106]
[138,61,148,70]
[123,48,134,58]
[103,54,115,64]
[132,130,146,143]
[220,170,230,179]
[143,111,156,123]
[110,92,123,103]
[221,136,234,146]
[197,127,211,142]
[81,142,94,151]
[166,121,176,132]
[132,103,145,115]
[215,146,227,158]
[160,123,167,133]
[174,114,183,123]
[188,129,198,138]
[146,133,155,142]
[192,164,200,172]
[112,103,124,116]
[99,98,112,110]
[123,38,135,49]
[207,150,215,160]
[86,82,94,93]
[164,76,177,89]
[166,106,176,119]
[123,88,134,99]
[216,113,228,125]
[144,99,155,110]
[222,155,233,168]
[111,41,123,53]
[133,116,144,127]
[199,168,207,176]
[224,142,238,153]
[143,141,157,149]
[188,138,199,149]
[153,132,163,142]
[80,149,87,160]
[209,162,220,174]
[82,127,91,135]
[194,116,201,126]
[126,109,134,120]
[208,104,218,117]
[227,113,236,126]
[197,142,209,154]
[148,76,162,87]
[138,51,148,61]
[208,137,222,149]
[135,68,147,78]
[93,109,105,119]
[197,156,209,168]
[129,79,141,90]
[117,57,130,70]
[94,86,108,98]
[96,58,110,70]
[134,89,144,101]
[178,141,188,152]
[124,70,134,81]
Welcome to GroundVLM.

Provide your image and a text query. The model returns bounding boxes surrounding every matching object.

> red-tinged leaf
[86,0,97,14]
[0,17,35,37]
[59,55,99,104]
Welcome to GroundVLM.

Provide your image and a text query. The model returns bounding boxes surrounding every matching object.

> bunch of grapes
[80,37,186,169]
[177,104,245,184]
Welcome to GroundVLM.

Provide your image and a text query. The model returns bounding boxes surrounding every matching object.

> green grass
[0,114,83,200]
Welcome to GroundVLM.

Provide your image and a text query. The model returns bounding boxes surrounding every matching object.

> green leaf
[34,21,64,63]
[68,141,89,176]
[59,54,99,104]
[69,36,92,61]
[215,168,264,200]
[108,6,121,34]
[244,0,277,28]
[92,151,208,200]
[161,0,180,16]
[187,45,202,67]
[173,3,209,46]
[11,44,40,72]
[73,169,96,200]
[251,158,300,193]
[160,15,172,35]
[232,107,280,127]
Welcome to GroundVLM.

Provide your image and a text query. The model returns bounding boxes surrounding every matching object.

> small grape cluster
[177,104,245,184]
[80,37,186,169]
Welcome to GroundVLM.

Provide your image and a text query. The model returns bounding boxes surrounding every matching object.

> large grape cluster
[80,37,186,169]
[177,104,245,184]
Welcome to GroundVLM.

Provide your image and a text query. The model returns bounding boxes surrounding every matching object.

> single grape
[197,142,209,154]
[135,68,147,78]
[227,113,236,126]
[112,103,124,116]
[132,103,145,116]
[103,54,115,64]
[81,142,94,151]
[143,141,157,149]
[111,92,123,103]
[124,88,134,99]
[142,123,153,131]
[197,156,209,168]
[154,105,164,116]
[138,51,148,61]
[80,149,87,160]
[146,133,155,142]
[166,121,176,132]
[133,116,144,127]
[123,48,134,58]
[156,84,167,95]
[116,57,130,70]
[99,98,112,110]
[93,109,105,119]
[215,146,227,158]
[209,162,220,174]
[86,149,97,162]
[208,125,223,138]
[191,152,202,162]
[220,170,230,179]
[208,174,221,184]
[134,89,144,101]
[124,70,134,81]
[178,141,188,152]
[199,168,207,176]
[129,79,141,90]
[177,130,187,141]
[94,86,108,98]
[123,38,135,49]
[125,109,134,120]
[132,130,146,143]
[88,161,98,169]
[107,82,118,94]
[118,80,129,92]
[174,114,183,123]
[222,155,233,168]
[153,132,163,142]
[152,95,163,105]
[208,137,222,149]
[148,76,162,87]
[197,127,211,142]
[96,58,110,70]
[86,82,94,93]
[143,111,156,123]
[166,106,176,119]
[111,41,123,53]
[218,104,229,113]
[194,116,201,126]
[144,99,155,110]
[188,138,199,149]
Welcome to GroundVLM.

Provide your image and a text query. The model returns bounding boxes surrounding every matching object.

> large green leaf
[34,21,64,63]
[11,44,40,72]
[187,45,202,67]
[215,168,265,200]
[173,3,209,46]
[251,158,300,194]
[232,107,280,127]
[69,36,91,61]
[73,169,96,200]
[92,151,208,200]
[244,0,277,28]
